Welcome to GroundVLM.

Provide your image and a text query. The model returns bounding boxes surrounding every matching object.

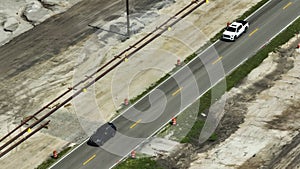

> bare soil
[0,0,262,168]
[159,36,300,169]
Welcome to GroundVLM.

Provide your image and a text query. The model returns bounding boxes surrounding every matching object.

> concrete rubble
[23,1,53,25]
[3,17,19,32]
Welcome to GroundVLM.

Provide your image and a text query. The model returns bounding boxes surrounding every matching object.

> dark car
[87,122,117,147]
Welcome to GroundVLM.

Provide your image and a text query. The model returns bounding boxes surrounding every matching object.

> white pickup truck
[222,20,249,41]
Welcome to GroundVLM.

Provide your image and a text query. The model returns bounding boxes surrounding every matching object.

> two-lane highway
[52,0,300,168]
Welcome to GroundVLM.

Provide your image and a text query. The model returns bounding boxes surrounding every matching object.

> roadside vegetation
[35,147,72,169]
[36,0,299,168]
[113,0,300,168]
[114,157,164,169]
[125,0,271,106]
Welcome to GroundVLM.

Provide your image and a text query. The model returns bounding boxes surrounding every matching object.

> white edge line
[49,140,89,168]
[110,13,300,169]
[110,0,275,137]
[50,0,288,168]
[108,73,225,169]
[244,0,272,21]
[227,15,300,76]
[50,33,219,169]
[110,2,300,169]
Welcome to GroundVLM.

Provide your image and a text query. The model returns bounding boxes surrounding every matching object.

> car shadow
[220,38,234,42]
[87,139,100,147]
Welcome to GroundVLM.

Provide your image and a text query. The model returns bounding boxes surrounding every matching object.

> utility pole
[126,0,130,38]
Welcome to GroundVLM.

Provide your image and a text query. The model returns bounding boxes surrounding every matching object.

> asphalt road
[52,0,300,168]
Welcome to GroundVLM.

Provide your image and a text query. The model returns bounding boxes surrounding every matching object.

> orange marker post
[227,22,231,27]
[177,59,181,66]
[53,150,58,159]
[172,117,177,125]
[131,150,136,159]
[124,98,129,106]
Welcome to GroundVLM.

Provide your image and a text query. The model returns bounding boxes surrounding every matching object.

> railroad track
[0,0,207,158]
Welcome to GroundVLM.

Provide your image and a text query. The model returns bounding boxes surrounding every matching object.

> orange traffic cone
[172,117,177,125]
[53,150,58,159]
[176,59,181,66]
[131,150,136,159]
[124,98,129,106]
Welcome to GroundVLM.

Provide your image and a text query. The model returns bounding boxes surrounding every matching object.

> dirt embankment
[0,0,176,168]
[158,36,300,169]
[0,0,262,168]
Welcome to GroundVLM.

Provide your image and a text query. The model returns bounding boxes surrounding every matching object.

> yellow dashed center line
[130,119,142,129]
[83,154,96,165]
[283,2,292,10]
[172,87,183,96]
[249,28,259,37]
[212,56,223,65]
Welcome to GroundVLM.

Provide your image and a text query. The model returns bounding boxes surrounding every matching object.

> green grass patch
[220,0,270,40]
[112,1,300,168]
[239,0,270,20]
[179,81,226,144]
[208,133,218,142]
[180,120,205,143]
[203,0,271,52]
[183,53,197,63]
[130,73,170,104]
[115,0,271,113]
[114,157,164,169]
[182,16,300,144]
[35,146,72,169]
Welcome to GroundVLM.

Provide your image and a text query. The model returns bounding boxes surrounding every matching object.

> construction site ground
[4,0,295,168]
[191,34,300,169]
[154,35,300,169]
